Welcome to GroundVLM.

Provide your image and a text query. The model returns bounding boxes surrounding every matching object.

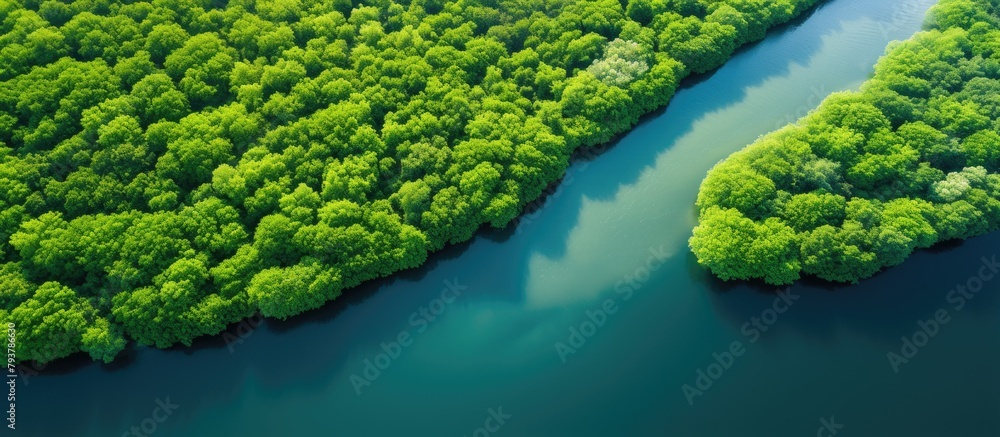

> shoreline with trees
[0,0,822,363]
[691,0,1000,285]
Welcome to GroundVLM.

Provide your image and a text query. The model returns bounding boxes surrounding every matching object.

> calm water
[24,1,999,436]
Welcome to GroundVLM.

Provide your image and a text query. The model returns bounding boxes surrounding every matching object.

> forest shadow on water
[699,230,1000,348]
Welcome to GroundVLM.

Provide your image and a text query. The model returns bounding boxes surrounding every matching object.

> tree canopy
[0,0,821,362]
[691,0,1000,285]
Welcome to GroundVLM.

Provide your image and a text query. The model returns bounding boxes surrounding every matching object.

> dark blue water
[22,0,1000,436]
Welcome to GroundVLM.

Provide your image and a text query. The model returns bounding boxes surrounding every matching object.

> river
[22,0,999,435]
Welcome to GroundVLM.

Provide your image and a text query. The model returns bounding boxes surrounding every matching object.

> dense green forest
[691,0,1000,285]
[1,0,821,363]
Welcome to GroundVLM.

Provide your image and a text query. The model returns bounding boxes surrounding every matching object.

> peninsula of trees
[1,0,821,363]
[691,0,1000,285]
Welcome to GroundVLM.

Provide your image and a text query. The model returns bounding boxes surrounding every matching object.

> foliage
[691,0,1000,285]
[0,0,821,362]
